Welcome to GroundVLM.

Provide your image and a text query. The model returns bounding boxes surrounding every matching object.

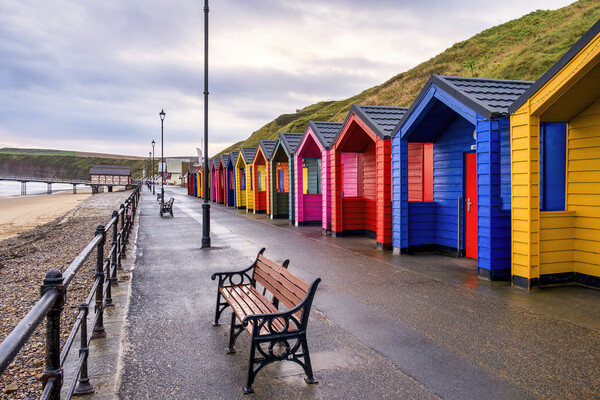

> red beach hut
[251,140,277,214]
[331,105,408,249]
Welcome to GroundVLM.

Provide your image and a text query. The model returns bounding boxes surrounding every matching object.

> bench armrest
[211,265,255,287]
[242,277,321,336]
[211,247,266,287]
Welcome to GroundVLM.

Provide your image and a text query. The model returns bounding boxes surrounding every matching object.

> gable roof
[278,132,304,156]
[258,140,278,160]
[228,151,239,168]
[307,121,343,149]
[509,19,600,114]
[220,153,229,168]
[90,165,131,176]
[393,75,533,138]
[240,147,257,163]
[212,158,220,170]
[347,105,408,140]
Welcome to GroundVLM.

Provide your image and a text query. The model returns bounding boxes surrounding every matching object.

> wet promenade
[86,186,600,399]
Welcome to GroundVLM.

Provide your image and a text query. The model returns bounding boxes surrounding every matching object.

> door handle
[467,198,472,213]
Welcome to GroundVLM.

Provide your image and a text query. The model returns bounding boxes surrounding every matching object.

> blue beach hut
[226,151,239,207]
[392,75,532,280]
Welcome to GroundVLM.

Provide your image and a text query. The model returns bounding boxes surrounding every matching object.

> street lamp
[148,151,152,187]
[202,0,211,248]
[159,109,165,209]
[151,140,155,195]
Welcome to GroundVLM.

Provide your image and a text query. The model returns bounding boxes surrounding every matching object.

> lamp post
[202,0,211,248]
[151,140,156,195]
[160,109,165,209]
[148,152,151,182]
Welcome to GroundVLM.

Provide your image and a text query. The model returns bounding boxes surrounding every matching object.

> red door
[465,153,477,259]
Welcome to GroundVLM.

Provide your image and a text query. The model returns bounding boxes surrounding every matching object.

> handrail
[0,183,141,399]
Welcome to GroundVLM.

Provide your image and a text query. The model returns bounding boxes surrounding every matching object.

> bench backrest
[254,254,309,311]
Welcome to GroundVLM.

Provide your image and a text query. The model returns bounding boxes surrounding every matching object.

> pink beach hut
[294,121,343,234]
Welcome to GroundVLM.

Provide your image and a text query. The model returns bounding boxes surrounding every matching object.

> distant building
[90,165,133,186]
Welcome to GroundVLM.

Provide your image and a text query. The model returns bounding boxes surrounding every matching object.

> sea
[0,180,87,198]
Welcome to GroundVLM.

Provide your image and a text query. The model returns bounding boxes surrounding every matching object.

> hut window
[302,158,321,194]
[240,168,246,190]
[278,170,284,192]
[342,152,359,197]
[257,170,262,190]
[407,143,433,202]
[229,170,234,190]
[540,122,566,211]
[220,171,224,188]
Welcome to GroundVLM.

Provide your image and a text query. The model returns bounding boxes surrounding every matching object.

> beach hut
[226,151,239,207]
[210,159,218,203]
[507,20,600,289]
[235,147,257,211]
[294,122,342,233]
[197,164,204,199]
[269,133,304,222]
[217,154,228,205]
[392,75,532,280]
[252,140,277,214]
[331,105,407,249]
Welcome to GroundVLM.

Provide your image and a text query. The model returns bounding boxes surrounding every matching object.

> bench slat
[221,285,286,335]
[254,267,303,310]
[257,255,310,292]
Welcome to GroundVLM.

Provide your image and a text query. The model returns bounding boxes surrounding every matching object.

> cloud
[0,0,575,157]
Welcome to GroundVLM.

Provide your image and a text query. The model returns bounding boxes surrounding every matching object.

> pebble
[0,190,134,399]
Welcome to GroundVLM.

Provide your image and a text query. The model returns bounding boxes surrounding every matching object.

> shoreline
[0,190,93,241]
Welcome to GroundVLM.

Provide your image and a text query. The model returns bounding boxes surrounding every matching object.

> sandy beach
[0,190,92,241]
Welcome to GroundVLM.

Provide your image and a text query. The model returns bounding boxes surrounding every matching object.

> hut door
[465,152,477,259]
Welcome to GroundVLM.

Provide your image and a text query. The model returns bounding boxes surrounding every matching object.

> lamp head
[159,109,166,121]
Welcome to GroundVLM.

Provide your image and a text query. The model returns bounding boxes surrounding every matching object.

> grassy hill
[219,0,600,155]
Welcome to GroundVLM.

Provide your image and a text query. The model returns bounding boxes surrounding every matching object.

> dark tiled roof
[228,151,239,168]
[393,74,533,137]
[279,133,304,155]
[220,153,229,168]
[307,121,343,149]
[351,105,408,139]
[240,147,257,163]
[259,140,278,160]
[435,75,533,118]
[90,165,131,176]
[213,158,220,170]
[509,19,600,114]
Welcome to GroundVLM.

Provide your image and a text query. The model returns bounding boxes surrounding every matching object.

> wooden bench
[159,197,174,217]
[211,248,321,394]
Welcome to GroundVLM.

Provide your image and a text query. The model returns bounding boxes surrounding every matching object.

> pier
[0,175,129,195]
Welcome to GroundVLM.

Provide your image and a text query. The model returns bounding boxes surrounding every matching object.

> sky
[0,0,576,158]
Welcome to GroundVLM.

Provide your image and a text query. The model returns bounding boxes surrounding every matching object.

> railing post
[120,204,127,258]
[73,303,94,395]
[110,210,119,285]
[92,225,106,339]
[40,269,65,400]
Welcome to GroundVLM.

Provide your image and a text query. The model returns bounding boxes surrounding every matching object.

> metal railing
[0,184,141,399]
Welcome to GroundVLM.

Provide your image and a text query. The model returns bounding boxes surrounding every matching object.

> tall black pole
[160,110,165,209]
[152,141,155,195]
[202,0,211,248]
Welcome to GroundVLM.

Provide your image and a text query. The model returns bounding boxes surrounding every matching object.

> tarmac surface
[80,186,600,399]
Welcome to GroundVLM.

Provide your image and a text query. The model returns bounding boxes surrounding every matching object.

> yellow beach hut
[235,147,257,211]
[508,19,600,289]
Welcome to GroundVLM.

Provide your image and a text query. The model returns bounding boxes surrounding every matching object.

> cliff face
[0,155,146,180]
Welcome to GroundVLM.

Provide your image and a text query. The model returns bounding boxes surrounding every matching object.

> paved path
[113,186,600,399]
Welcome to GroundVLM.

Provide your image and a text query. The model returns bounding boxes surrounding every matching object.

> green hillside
[0,154,147,180]
[219,0,600,155]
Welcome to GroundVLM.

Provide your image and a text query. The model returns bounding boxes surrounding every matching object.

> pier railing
[0,183,141,399]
